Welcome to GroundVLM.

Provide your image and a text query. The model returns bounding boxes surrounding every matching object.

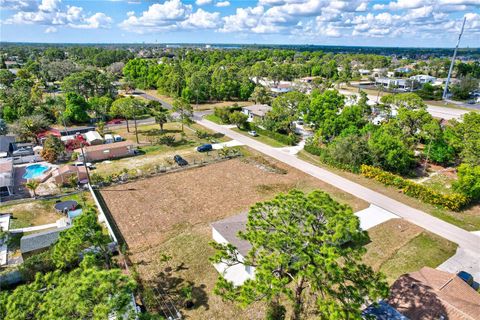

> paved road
[196,117,480,253]
[338,89,471,120]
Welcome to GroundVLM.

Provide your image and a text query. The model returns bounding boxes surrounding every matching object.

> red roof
[37,128,61,139]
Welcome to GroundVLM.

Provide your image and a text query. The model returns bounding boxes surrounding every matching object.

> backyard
[0,192,92,229]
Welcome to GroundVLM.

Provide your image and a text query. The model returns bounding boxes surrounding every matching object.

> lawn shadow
[140,128,182,136]
[150,263,210,318]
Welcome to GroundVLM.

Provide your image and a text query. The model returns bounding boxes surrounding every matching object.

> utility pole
[443,17,466,100]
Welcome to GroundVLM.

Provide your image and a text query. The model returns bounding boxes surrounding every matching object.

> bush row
[360,165,469,211]
[249,124,299,146]
[304,143,360,173]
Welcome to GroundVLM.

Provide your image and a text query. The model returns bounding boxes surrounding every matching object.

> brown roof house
[52,165,88,186]
[75,141,136,162]
[211,212,254,286]
[388,267,480,320]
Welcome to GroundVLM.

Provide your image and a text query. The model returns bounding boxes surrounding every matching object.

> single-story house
[374,77,414,91]
[270,83,293,94]
[211,212,254,286]
[410,75,436,84]
[388,267,480,320]
[0,135,15,158]
[395,67,413,74]
[0,158,14,198]
[20,226,70,259]
[358,69,371,75]
[52,165,88,185]
[10,142,34,157]
[242,104,272,122]
[75,140,136,162]
[59,126,96,136]
[37,128,61,141]
[85,131,104,145]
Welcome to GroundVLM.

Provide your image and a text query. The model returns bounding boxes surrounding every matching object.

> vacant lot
[363,219,457,284]
[101,155,368,318]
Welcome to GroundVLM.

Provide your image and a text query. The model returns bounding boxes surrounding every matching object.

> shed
[85,131,104,145]
[104,134,114,144]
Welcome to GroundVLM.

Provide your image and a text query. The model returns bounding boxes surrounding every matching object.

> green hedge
[360,165,469,211]
[249,124,299,146]
[304,143,360,173]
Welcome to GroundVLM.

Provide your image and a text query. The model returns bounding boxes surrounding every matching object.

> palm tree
[154,110,169,133]
[25,179,40,198]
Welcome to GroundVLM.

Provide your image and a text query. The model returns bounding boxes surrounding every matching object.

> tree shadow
[388,275,449,319]
[148,263,210,318]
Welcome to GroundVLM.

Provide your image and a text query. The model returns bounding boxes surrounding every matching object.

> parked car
[107,119,123,125]
[74,162,95,169]
[197,144,213,152]
[174,155,188,166]
[248,130,258,137]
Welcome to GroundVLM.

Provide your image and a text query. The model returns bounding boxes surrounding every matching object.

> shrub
[196,129,210,139]
[453,164,480,201]
[361,165,469,211]
[157,135,175,146]
[250,124,299,146]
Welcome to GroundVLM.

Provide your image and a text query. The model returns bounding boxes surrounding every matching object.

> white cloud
[215,1,230,7]
[44,26,57,33]
[218,6,264,32]
[180,9,220,29]
[38,0,60,12]
[5,0,112,29]
[0,0,36,10]
[195,0,212,5]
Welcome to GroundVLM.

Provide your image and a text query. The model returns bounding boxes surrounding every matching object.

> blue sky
[0,0,479,47]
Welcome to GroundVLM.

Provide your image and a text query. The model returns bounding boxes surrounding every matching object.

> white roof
[85,131,103,142]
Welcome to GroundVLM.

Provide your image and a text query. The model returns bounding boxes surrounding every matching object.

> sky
[0,0,479,47]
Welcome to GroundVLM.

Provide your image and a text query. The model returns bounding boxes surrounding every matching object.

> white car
[74,162,94,169]
[248,130,258,137]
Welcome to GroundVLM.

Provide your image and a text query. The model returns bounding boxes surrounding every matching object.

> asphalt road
[197,117,480,253]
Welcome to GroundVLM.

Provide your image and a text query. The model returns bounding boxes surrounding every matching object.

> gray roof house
[211,213,254,286]
[20,226,70,258]
[0,135,15,158]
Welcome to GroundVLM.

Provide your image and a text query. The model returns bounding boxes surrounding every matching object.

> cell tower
[443,17,467,100]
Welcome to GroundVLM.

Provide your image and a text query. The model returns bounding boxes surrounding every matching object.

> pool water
[23,164,49,179]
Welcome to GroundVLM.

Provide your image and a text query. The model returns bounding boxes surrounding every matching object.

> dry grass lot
[101,155,367,318]
[144,90,251,111]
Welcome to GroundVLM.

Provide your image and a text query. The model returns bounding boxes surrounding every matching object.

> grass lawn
[297,150,480,231]
[0,192,92,229]
[231,127,287,148]
[203,114,224,124]
[364,219,457,284]
[418,173,456,195]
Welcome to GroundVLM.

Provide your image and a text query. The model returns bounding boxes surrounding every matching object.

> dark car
[197,144,213,152]
[174,155,188,166]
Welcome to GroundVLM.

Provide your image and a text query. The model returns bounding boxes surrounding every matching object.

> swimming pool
[23,164,49,179]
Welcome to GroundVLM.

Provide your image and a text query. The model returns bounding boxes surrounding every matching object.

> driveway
[196,117,480,254]
[438,247,480,280]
